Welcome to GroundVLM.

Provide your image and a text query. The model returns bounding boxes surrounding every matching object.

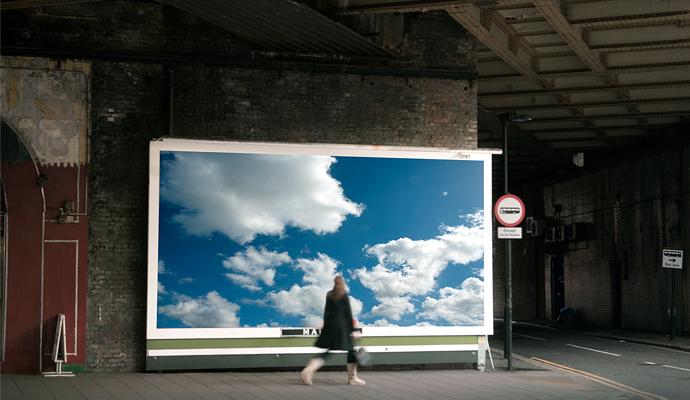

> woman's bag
[355,347,371,366]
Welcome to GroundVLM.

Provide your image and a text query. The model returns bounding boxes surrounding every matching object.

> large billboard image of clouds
[148,140,494,337]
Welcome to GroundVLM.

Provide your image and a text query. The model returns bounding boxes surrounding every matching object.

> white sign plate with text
[662,249,683,269]
[498,227,522,239]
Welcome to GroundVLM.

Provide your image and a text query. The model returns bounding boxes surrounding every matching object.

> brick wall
[87,63,476,371]
[539,146,690,331]
[87,62,167,371]
[493,187,543,322]
[55,3,479,372]
[171,67,476,148]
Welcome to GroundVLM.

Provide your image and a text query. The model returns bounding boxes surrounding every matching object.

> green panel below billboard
[146,351,478,371]
[147,335,478,350]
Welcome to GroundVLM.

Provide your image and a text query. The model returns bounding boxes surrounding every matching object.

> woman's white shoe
[300,358,324,385]
[347,363,366,385]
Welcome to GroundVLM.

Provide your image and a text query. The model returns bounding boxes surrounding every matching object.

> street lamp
[499,111,531,371]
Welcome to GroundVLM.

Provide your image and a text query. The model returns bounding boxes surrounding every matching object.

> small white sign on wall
[662,249,683,269]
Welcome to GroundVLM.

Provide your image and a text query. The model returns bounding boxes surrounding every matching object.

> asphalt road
[490,323,690,400]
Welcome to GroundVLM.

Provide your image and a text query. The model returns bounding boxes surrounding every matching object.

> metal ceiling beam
[515,29,557,37]
[480,60,690,80]
[337,0,462,15]
[590,39,690,53]
[485,96,690,112]
[480,79,690,98]
[501,38,690,52]
[522,122,678,134]
[570,11,690,30]
[447,3,538,77]
[516,110,690,123]
[532,0,607,72]
[504,11,690,30]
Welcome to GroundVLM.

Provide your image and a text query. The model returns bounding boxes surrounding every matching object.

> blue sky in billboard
[156,151,485,329]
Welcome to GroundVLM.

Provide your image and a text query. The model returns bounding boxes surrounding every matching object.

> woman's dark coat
[315,291,354,351]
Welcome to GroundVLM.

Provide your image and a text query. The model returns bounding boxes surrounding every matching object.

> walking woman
[300,275,366,386]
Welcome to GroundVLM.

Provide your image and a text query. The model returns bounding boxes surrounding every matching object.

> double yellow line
[530,357,668,400]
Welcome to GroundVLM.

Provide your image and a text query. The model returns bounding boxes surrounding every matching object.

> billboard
[147,139,495,362]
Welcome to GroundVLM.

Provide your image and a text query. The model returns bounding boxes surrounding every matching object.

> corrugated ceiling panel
[161,0,391,57]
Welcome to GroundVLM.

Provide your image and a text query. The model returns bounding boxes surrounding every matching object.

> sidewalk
[511,319,690,353]
[2,364,653,400]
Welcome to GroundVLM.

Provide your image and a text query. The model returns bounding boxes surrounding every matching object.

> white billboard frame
[147,139,499,340]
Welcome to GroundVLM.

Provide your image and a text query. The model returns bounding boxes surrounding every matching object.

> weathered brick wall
[55,3,479,372]
[3,0,478,372]
[0,57,89,165]
[172,67,476,148]
[493,187,543,322]
[87,65,475,372]
[541,146,689,331]
[88,62,167,371]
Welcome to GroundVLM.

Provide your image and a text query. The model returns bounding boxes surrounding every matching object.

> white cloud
[371,319,399,327]
[223,246,291,291]
[240,298,268,306]
[353,210,485,321]
[295,253,338,288]
[178,277,194,284]
[161,153,363,244]
[159,291,240,328]
[267,284,327,326]
[266,253,362,326]
[369,296,414,321]
[158,282,167,295]
[419,277,484,325]
[442,191,448,196]
[158,260,169,275]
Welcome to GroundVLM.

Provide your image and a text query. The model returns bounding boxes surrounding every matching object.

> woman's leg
[346,350,366,385]
[300,351,329,385]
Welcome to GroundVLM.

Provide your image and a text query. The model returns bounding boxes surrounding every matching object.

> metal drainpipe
[682,147,689,333]
[39,182,46,372]
[503,116,513,371]
[1,187,7,361]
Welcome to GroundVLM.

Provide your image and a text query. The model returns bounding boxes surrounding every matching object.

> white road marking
[566,343,621,357]
[513,321,557,330]
[643,361,658,365]
[661,364,690,372]
[514,333,546,341]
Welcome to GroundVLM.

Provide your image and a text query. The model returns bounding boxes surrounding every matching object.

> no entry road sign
[494,194,525,227]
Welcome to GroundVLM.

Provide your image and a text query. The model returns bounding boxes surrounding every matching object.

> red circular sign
[494,194,526,227]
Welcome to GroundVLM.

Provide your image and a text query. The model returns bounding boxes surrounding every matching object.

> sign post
[494,193,525,371]
[662,250,683,340]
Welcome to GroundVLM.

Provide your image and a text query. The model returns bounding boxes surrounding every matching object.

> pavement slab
[2,366,652,400]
